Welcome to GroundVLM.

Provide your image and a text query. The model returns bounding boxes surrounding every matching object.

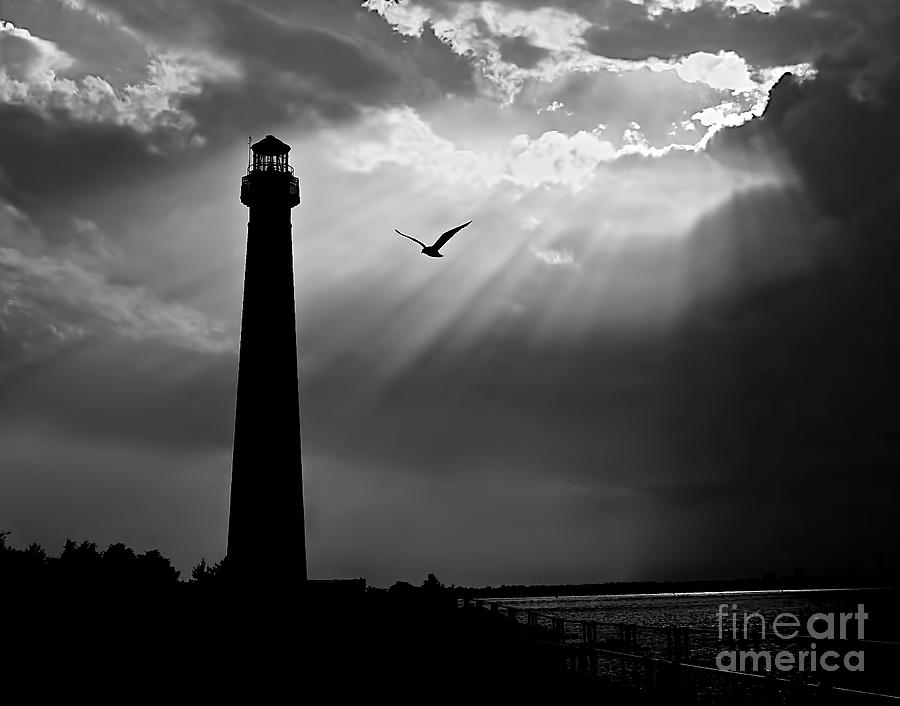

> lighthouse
[227,135,306,585]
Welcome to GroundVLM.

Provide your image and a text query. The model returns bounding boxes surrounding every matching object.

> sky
[0,0,898,587]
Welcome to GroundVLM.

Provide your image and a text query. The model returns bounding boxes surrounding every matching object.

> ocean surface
[483,587,899,696]
[489,587,898,637]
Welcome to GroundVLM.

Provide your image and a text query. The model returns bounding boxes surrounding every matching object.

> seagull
[394,220,472,258]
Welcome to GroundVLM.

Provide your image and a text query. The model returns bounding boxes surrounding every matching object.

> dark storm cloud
[649,186,900,577]
[714,19,900,221]
[303,329,673,484]
[415,0,861,67]
[581,1,848,67]
[0,340,235,450]
[74,0,477,139]
[0,104,177,216]
[646,2,900,576]
[0,0,477,214]
[0,0,158,81]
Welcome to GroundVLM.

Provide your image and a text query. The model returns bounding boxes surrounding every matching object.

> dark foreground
[5,584,611,701]
[0,538,610,699]
[7,586,890,704]
[2,539,893,703]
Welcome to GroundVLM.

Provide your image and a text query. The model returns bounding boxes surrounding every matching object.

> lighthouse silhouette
[227,134,306,585]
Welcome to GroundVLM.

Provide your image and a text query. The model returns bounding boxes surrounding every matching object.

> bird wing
[432,220,472,251]
[395,229,427,248]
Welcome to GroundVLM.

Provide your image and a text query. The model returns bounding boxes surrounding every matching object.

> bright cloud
[537,101,568,114]
[530,246,576,267]
[689,63,816,133]
[723,0,806,12]
[366,0,590,51]
[0,20,238,134]
[331,105,745,192]
[0,20,74,98]
[362,0,431,36]
[332,106,503,184]
[331,106,706,191]
[675,51,757,93]
[506,129,618,190]
[364,0,813,137]
[445,2,591,53]
[647,0,804,13]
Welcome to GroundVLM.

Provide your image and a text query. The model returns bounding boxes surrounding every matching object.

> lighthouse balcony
[241,173,301,207]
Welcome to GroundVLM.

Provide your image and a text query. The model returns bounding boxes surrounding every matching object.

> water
[484,587,900,697]
[491,587,897,635]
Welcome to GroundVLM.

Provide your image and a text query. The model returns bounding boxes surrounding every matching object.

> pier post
[551,617,566,643]
[679,627,690,662]
[581,621,597,646]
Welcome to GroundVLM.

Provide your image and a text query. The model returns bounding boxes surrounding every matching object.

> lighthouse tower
[227,135,306,585]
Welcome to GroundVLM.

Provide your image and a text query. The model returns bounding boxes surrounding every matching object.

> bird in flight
[394,220,472,258]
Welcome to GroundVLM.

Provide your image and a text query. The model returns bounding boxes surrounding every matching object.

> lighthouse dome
[251,134,291,156]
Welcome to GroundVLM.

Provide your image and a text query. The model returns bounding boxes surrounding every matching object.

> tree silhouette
[0,531,181,589]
